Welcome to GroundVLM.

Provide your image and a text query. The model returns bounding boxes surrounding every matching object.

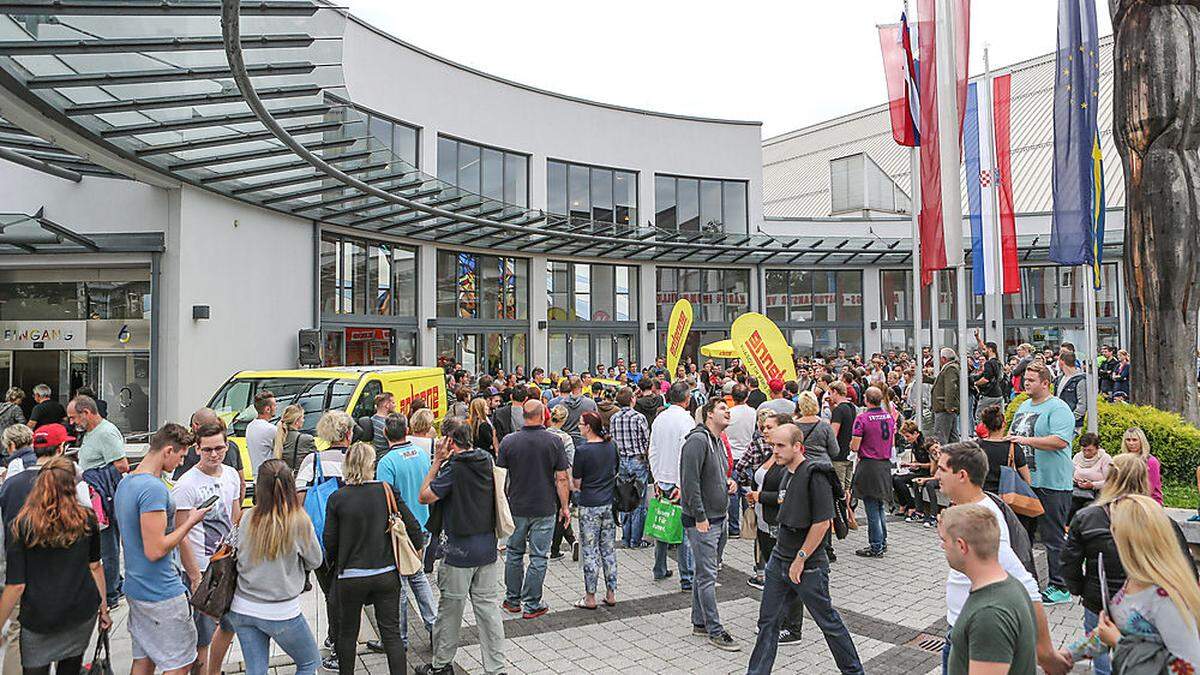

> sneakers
[321,653,339,671]
[1189,514,1200,523]
[747,576,765,591]
[827,549,838,563]
[709,631,741,652]
[680,582,693,592]
[365,640,384,653]
[522,606,549,620]
[323,636,336,650]
[778,628,802,645]
[855,546,883,558]
[924,517,936,528]
[414,665,454,675]
[549,551,565,560]
[905,512,925,523]
[572,542,580,562]
[501,600,521,614]
[692,624,708,636]
[1041,586,1072,605]
[654,570,674,581]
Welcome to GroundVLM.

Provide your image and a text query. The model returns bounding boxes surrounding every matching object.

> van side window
[351,380,382,420]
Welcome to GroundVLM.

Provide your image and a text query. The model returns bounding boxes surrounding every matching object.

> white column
[529,254,549,367]
[417,244,437,365]
[863,267,883,354]
[639,262,658,363]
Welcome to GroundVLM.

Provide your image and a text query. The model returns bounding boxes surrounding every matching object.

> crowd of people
[0,332,1188,675]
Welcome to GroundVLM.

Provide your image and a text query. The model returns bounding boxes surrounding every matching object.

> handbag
[382,483,422,576]
[739,505,757,540]
[304,453,339,550]
[82,627,114,675]
[999,443,1044,518]
[642,496,683,544]
[493,465,516,539]
[189,539,237,618]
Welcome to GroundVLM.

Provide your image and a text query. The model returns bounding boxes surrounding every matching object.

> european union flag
[1050,0,1103,275]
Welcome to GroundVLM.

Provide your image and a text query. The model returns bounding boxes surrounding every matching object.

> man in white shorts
[114,423,210,675]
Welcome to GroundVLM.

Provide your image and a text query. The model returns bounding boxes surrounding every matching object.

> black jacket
[323,482,421,575]
[1062,503,1196,614]
[492,404,517,443]
[633,394,663,429]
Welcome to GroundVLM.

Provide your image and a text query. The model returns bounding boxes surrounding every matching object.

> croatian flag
[964,76,1020,295]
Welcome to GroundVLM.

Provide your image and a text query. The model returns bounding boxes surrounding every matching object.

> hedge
[1003,393,1200,486]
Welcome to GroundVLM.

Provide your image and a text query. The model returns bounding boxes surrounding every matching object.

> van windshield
[208,377,343,435]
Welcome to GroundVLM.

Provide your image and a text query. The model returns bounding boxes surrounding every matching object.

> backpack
[808,464,850,540]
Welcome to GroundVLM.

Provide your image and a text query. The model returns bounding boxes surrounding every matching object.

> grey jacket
[679,425,730,523]
[233,508,323,604]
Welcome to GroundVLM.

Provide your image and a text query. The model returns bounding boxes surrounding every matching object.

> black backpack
[809,464,850,540]
[612,444,643,513]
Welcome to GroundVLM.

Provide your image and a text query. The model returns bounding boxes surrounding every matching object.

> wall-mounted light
[646,322,656,332]
[990,320,997,329]
[192,305,210,320]
[869,321,878,330]
[537,320,547,330]
[426,318,437,329]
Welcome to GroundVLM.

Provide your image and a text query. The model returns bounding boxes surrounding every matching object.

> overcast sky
[341,1,1112,139]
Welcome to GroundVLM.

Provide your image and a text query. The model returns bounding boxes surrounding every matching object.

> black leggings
[313,561,340,645]
[336,571,404,675]
[755,528,803,632]
[23,654,82,675]
[552,492,576,556]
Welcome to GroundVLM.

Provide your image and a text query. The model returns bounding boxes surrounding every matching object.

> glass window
[725,270,749,322]
[320,237,337,315]
[765,270,787,321]
[615,171,637,226]
[656,267,678,322]
[568,164,590,222]
[347,240,367,315]
[615,266,636,321]
[395,332,417,366]
[436,250,458,318]
[457,142,480,194]
[880,270,909,322]
[591,168,614,223]
[789,270,812,322]
[547,161,567,216]
[677,178,699,232]
[574,263,591,321]
[393,124,418,167]
[505,153,527,207]
[367,244,390,315]
[481,147,503,200]
[1096,263,1119,318]
[837,271,863,322]
[436,137,456,185]
[700,180,723,233]
[547,261,570,320]
[392,247,416,317]
[457,253,478,319]
[811,271,836,322]
[655,176,676,231]
[571,334,589,372]
[549,333,567,373]
[701,270,723,322]
[723,182,747,234]
[1060,267,1085,319]
[592,264,615,321]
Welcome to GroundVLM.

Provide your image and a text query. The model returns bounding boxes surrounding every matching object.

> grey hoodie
[560,394,597,445]
[679,425,730,523]
[233,508,323,604]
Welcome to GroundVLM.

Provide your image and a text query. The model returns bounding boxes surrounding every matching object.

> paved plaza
[99,508,1094,674]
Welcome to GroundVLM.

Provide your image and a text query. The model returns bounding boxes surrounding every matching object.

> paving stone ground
[101,510,1095,674]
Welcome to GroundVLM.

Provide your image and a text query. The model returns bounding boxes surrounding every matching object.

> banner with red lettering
[665,299,693,377]
[731,313,796,394]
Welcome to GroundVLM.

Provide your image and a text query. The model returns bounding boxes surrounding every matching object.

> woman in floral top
[1067,495,1200,673]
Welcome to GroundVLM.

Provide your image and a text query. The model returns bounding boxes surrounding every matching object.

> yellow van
[206,366,446,492]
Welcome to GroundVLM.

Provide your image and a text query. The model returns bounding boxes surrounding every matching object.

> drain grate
[905,633,947,653]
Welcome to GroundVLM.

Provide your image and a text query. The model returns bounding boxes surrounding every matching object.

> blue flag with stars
[1050,0,1103,274]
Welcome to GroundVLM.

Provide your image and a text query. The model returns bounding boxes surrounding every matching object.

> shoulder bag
[382,483,423,576]
[493,464,516,539]
[82,627,114,675]
[189,536,237,618]
[303,453,339,550]
[998,442,1044,518]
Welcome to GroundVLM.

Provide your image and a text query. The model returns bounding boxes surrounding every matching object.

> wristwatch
[796,550,808,561]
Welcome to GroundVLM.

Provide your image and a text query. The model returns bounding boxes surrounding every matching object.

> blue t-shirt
[114,473,185,602]
[1010,396,1076,491]
[377,441,432,529]
[572,440,617,507]
[429,462,497,568]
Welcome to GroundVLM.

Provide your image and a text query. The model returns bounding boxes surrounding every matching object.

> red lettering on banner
[668,314,688,357]
[745,330,784,382]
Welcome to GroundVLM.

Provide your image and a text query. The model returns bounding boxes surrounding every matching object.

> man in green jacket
[932,348,960,444]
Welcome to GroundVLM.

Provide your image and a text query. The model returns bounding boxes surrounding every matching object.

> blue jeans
[227,611,319,675]
[618,457,649,546]
[504,514,555,613]
[651,482,693,586]
[747,554,864,675]
[1083,607,1112,675]
[99,525,123,605]
[400,570,438,644]
[686,521,726,636]
[863,497,887,553]
[727,486,746,536]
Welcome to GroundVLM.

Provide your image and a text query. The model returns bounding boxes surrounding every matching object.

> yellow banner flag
[731,313,796,393]
[665,299,693,377]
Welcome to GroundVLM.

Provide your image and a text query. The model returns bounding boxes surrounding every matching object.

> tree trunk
[1109,0,1200,424]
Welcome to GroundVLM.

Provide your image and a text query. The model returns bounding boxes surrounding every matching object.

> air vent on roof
[829,153,911,216]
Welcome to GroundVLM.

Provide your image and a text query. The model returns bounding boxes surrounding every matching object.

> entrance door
[11,350,64,418]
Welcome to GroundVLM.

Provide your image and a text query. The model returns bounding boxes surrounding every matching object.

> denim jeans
[1083,607,1112,675]
[99,525,123,605]
[747,553,864,675]
[227,611,319,675]
[863,497,887,553]
[932,412,959,445]
[400,570,438,644]
[504,514,555,612]
[578,505,617,594]
[1035,487,1072,589]
[685,521,727,637]
[618,457,649,546]
[651,482,692,585]
[727,487,746,535]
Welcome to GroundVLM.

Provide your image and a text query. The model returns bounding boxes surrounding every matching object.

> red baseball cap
[33,423,75,448]
[768,378,785,393]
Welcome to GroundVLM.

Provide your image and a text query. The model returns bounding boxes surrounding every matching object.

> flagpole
[985,46,1005,347]
[910,145,924,425]
[1084,266,1100,432]
[931,272,941,373]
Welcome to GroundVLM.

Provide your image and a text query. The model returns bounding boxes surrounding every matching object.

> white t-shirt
[295,449,345,489]
[945,494,1041,625]
[726,404,757,460]
[174,464,241,571]
[245,418,277,473]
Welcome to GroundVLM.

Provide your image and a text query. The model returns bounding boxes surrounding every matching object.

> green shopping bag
[643,497,684,544]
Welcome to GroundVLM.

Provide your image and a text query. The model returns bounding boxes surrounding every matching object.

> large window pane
[700,180,723,233]
[615,266,632,321]
[457,142,480,194]
[789,270,812,322]
[1096,263,1118,318]
[506,153,527,206]
[574,263,591,321]
[393,124,417,167]
[765,270,787,321]
[392,247,416,317]
[677,178,699,231]
[837,271,863,322]
[811,271,836,322]
[655,176,676,230]
[481,147,503,200]
[725,270,749,321]
[615,171,636,226]
[547,161,567,216]
[345,240,367,315]
[436,137,456,185]
[592,264,615,321]
[571,335,589,372]
[513,258,528,320]
[568,164,590,221]
[320,237,337,314]
[1060,267,1085,319]
[656,268,677,322]
[367,244,390,315]
[880,270,909,322]
[549,333,567,373]
[436,250,457,317]
[723,182,747,234]
[457,253,479,319]
[548,261,570,320]
[591,168,614,223]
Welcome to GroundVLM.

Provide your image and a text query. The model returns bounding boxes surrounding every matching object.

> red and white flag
[916,0,971,285]
[992,73,1020,294]
[878,14,919,147]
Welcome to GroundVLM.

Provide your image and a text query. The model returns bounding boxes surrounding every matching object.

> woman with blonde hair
[228,459,322,674]
[0,456,108,674]
[1068,495,1200,671]
[467,397,497,455]
[794,390,837,465]
[408,408,436,457]
[1121,427,1161,504]
[547,404,577,560]
[273,404,316,471]
[323,442,422,674]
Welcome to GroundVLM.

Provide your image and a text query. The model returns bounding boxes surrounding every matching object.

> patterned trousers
[578,504,618,594]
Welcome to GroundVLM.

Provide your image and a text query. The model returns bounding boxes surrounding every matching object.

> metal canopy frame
[0,209,164,254]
